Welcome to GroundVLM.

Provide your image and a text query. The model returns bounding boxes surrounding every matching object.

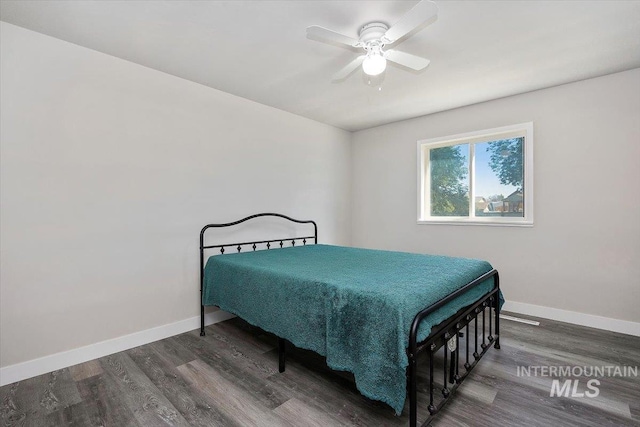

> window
[417,123,533,226]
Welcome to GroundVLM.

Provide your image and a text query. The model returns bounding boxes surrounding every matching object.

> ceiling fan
[306,0,438,81]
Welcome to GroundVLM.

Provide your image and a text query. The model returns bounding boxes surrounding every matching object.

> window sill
[417,219,533,227]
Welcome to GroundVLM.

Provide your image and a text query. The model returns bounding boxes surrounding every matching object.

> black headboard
[199,213,317,335]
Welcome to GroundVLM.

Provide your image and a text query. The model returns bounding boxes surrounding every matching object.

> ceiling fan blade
[383,0,438,43]
[385,49,430,71]
[306,26,360,48]
[332,56,365,81]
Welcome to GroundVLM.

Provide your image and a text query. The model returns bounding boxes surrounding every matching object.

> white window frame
[417,122,534,226]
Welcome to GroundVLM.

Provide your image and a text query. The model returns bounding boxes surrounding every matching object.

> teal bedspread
[203,244,502,414]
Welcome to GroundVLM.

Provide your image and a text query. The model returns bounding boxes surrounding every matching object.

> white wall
[0,22,351,368]
[351,69,640,324]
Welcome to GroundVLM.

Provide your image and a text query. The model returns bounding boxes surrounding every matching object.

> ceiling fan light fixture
[362,52,386,76]
[306,0,437,82]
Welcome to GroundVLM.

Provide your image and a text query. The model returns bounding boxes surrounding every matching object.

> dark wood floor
[2,312,639,426]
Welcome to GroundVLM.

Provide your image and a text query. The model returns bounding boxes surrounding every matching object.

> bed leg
[494,297,500,349]
[278,338,286,373]
[409,353,418,427]
[200,305,205,336]
[494,273,501,349]
[200,238,205,337]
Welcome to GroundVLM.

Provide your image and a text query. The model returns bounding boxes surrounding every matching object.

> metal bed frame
[200,213,500,427]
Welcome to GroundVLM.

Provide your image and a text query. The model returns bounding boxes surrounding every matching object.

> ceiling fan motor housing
[358,22,390,46]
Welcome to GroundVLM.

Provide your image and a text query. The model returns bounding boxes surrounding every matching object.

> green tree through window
[430,145,469,216]
[487,138,524,191]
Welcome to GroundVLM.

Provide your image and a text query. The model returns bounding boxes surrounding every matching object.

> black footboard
[408,270,500,426]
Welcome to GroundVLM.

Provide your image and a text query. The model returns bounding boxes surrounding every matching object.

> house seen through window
[418,123,533,225]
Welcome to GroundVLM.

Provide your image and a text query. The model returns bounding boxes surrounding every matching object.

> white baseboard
[0,310,235,387]
[503,301,640,337]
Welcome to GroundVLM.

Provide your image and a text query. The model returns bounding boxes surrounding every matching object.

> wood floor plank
[75,372,141,427]
[264,347,405,426]
[179,329,279,378]
[198,323,280,375]
[0,382,30,426]
[273,398,344,427]
[147,339,197,368]
[44,401,93,427]
[37,369,82,414]
[177,359,292,427]
[99,353,190,427]
[630,404,640,422]
[454,381,497,406]
[69,360,104,382]
[171,332,290,410]
[0,368,82,426]
[126,343,239,427]
[213,318,277,354]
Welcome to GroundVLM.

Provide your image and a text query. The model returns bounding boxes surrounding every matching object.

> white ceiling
[2,1,639,131]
